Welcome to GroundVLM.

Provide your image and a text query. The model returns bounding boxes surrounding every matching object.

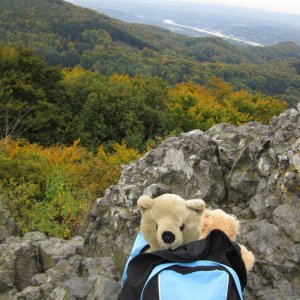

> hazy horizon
[169,0,300,16]
[65,0,300,46]
[66,0,300,16]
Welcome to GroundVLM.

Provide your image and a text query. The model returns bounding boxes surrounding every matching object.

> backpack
[119,230,247,300]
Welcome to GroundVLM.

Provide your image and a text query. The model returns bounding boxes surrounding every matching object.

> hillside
[74,0,300,46]
[0,0,300,107]
[1,106,299,299]
[0,44,286,149]
[0,2,299,298]
[1,0,300,64]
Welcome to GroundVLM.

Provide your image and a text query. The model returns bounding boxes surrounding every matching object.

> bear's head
[137,193,206,251]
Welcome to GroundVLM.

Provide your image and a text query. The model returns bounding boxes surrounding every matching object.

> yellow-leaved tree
[167,78,287,132]
[0,138,141,238]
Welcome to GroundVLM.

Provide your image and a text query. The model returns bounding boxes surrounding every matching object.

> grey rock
[68,255,83,273]
[143,183,171,198]
[85,108,300,299]
[22,232,47,243]
[5,248,121,299]
[82,257,116,279]
[44,259,78,284]
[13,286,42,300]
[63,277,93,299]
[257,156,273,176]
[49,287,67,300]
[249,194,278,219]
[31,274,47,287]
[0,238,42,293]
[0,290,17,300]
[290,153,300,171]
[273,203,300,242]
[0,201,17,243]
[38,237,84,271]
[88,276,119,300]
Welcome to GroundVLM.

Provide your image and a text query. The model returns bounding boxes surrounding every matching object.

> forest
[1,0,300,107]
[0,0,296,239]
[0,44,287,237]
[0,44,286,150]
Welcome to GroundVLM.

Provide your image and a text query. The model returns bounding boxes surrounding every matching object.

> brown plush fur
[239,244,255,272]
[200,209,239,241]
[138,194,205,251]
[137,194,255,272]
[200,209,255,272]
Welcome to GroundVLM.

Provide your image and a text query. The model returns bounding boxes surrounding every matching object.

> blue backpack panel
[119,230,247,300]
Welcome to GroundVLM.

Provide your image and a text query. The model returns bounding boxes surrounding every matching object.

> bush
[0,138,141,238]
[167,79,287,132]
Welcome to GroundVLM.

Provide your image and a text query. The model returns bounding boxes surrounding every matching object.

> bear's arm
[239,243,255,272]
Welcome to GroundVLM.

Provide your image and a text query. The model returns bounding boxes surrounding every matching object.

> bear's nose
[162,231,175,244]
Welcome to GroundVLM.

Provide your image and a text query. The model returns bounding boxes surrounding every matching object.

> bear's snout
[162,231,175,244]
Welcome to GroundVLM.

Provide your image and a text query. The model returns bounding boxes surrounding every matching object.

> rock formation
[0,201,17,243]
[0,232,119,299]
[1,107,299,299]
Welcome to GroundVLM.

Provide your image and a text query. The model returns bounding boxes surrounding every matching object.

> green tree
[0,44,66,144]
[62,69,169,150]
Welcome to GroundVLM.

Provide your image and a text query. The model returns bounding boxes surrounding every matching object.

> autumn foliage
[167,78,287,132]
[0,138,140,238]
[0,44,288,239]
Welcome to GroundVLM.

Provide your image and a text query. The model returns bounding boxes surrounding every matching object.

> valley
[67,0,300,46]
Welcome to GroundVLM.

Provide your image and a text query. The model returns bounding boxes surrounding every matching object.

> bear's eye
[180,224,185,231]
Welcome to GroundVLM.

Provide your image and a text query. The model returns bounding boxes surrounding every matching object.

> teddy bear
[200,208,255,272]
[137,193,255,272]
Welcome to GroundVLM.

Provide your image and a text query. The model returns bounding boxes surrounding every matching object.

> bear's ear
[137,195,154,214]
[186,199,206,214]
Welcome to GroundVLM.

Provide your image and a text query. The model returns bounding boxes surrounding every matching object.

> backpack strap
[122,231,149,287]
[140,260,244,300]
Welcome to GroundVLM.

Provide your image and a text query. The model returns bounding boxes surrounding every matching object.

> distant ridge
[163,19,263,47]
[1,0,300,106]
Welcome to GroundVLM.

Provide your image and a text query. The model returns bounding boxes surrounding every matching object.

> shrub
[0,138,141,238]
[167,79,287,132]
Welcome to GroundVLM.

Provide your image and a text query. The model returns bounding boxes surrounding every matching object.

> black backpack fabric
[119,229,247,300]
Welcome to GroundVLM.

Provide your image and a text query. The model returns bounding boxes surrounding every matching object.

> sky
[172,0,300,15]
[67,0,300,16]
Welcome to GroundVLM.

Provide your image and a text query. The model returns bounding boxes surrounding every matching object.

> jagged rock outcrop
[0,201,17,243]
[0,107,299,299]
[85,107,300,300]
[0,232,119,299]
